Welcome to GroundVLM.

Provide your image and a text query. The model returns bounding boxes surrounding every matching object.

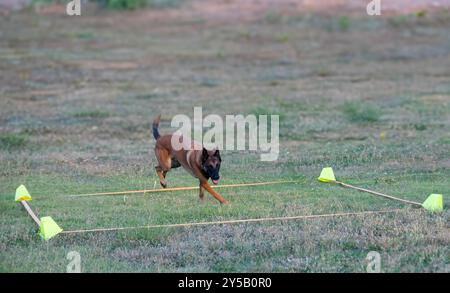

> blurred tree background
[97,0,181,9]
[28,0,181,10]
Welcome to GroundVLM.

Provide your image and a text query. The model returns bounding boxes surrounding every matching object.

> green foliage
[105,0,147,10]
[30,0,181,10]
[147,0,180,8]
[102,0,180,10]
[31,0,54,5]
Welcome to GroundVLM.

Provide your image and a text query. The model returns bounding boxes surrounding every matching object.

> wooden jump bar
[20,201,41,227]
[68,180,299,197]
[337,181,422,207]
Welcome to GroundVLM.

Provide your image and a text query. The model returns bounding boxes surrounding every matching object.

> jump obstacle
[317,167,443,213]
[67,180,298,197]
[14,168,444,240]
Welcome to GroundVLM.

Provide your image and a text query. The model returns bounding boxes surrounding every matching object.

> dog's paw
[160,180,167,188]
[221,200,230,205]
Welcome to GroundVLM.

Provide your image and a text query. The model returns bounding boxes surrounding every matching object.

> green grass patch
[198,78,220,88]
[387,15,414,27]
[416,10,427,18]
[0,172,448,272]
[76,32,95,40]
[251,105,285,124]
[342,101,381,123]
[0,133,28,151]
[316,67,332,77]
[263,11,283,24]
[338,16,351,31]
[413,123,427,131]
[275,33,289,43]
[73,110,110,119]
[438,137,450,145]
[1,10,449,273]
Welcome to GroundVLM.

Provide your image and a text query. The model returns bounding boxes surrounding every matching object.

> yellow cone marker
[422,194,443,213]
[39,216,63,240]
[318,167,336,182]
[15,185,32,202]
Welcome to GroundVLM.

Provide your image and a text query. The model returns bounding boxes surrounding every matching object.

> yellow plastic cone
[318,167,336,182]
[15,185,32,202]
[422,194,443,213]
[39,216,63,240]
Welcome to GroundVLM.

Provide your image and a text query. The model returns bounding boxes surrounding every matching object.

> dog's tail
[152,115,161,140]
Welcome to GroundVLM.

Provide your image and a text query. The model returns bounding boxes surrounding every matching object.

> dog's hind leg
[155,166,168,188]
[157,157,180,187]
[155,148,171,188]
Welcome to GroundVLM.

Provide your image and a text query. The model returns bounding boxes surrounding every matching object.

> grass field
[1,2,449,272]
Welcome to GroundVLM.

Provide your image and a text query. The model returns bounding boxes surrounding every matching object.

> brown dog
[152,115,228,205]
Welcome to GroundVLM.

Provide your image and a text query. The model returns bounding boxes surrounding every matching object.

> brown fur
[152,115,228,204]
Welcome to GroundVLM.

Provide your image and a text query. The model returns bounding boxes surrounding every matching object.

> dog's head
[201,148,222,184]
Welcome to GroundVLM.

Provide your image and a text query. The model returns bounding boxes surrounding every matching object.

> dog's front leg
[201,181,229,205]
[199,183,205,202]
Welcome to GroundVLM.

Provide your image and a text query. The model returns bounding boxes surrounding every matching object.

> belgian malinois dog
[152,115,228,205]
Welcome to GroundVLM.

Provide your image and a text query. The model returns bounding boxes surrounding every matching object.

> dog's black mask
[201,148,221,184]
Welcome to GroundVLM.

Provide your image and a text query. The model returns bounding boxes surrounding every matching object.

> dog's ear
[214,149,221,162]
[202,147,209,163]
